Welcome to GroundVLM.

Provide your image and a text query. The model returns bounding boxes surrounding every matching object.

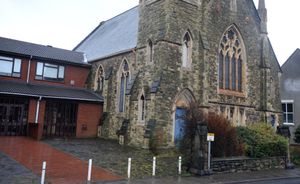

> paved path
[0,152,39,184]
[0,137,121,184]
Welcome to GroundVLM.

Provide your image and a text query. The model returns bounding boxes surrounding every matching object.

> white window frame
[0,56,21,77]
[282,100,294,126]
[35,62,65,81]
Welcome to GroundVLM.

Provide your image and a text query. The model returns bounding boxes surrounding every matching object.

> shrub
[206,113,243,157]
[294,125,300,143]
[291,145,300,165]
[181,104,243,158]
[237,123,288,158]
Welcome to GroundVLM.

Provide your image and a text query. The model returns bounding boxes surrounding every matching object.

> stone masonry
[82,0,282,148]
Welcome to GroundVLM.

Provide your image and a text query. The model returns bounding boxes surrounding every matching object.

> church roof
[74,6,139,62]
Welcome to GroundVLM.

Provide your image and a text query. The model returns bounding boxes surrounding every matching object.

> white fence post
[41,161,46,184]
[178,156,182,175]
[152,157,156,176]
[128,158,131,179]
[87,159,92,181]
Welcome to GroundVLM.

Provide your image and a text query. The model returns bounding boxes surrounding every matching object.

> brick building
[0,37,103,139]
[75,0,282,148]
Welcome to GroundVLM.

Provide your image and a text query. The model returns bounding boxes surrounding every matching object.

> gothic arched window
[119,59,130,112]
[94,65,104,93]
[182,32,192,68]
[147,39,154,63]
[219,26,245,93]
[138,91,146,122]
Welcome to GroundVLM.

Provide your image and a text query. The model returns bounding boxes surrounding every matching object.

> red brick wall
[27,98,46,140]
[29,60,90,88]
[76,103,103,138]
[0,56,90,88]
[28,99,37,123]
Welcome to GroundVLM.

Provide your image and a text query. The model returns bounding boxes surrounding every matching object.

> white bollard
[152,157,156,176]
[41,161,46,184]
[128,158,131,179]
[87,159,92,181]
[178,156,182,175]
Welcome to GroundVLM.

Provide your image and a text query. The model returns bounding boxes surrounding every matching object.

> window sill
[180,66,192,71]
[0,74,21,78]
[283,123,295,126]
[35,78,65,83]
[218,89,246,98]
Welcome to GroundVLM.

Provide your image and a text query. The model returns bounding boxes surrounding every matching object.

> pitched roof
[74,6,139,62]
[281,48,300,72]
[0,80,103,103]
[0,36,88,66]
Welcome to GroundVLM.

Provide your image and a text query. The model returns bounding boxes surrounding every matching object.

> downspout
[27,55,33,84]
[35,96,42,123]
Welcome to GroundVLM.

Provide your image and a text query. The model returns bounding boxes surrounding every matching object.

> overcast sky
[0,0,299,65]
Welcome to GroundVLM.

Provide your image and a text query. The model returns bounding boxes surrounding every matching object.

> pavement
[0,137,121,184]
[94,168,300,184]
[0,137,300,184]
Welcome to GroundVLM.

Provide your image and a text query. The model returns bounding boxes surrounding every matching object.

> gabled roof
[281,48,300,72]
[0,80,103,103]
[74,6,139,62]
[0,36,88,66]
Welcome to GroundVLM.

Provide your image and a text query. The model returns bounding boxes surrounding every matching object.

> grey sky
[0,0,299,65]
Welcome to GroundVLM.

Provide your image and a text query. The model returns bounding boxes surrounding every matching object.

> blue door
[174,108,186,147]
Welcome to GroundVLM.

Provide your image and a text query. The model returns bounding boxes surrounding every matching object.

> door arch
[172,89,196,147]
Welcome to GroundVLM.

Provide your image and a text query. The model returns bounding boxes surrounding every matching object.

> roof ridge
[101,5,138,25]
[0,36,84,55]
[73,5,138,51]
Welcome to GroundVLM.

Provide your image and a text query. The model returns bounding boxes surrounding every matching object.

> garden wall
[211,157,286,173]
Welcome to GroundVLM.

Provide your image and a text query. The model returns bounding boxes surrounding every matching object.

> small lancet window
[94,65,104,93]
[119,60,130,112]
[138,92,146,122]
[218,26,245,93]
[147,40,154,63]
[182,32,192,68]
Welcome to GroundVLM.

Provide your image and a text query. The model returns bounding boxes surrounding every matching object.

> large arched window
[119,59,130,112]
[219,26,245,93]
[182,32,192,68]
[94,65,104,93]
[147,39,154,63]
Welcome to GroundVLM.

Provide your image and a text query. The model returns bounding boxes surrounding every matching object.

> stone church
[75,0,282,148]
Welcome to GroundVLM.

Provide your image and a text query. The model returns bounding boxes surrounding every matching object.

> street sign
[207,133,215,141]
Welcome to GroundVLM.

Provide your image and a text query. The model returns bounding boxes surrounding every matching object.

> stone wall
[211,157,286,173]
[88,0,282,148]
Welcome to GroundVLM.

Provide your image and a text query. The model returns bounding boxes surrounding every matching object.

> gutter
[35,96,42,123]
[0,92,103,103]
[26,55,33,84]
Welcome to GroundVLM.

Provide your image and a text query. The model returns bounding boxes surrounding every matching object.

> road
[235,177,300,184]
[95,177,300,184]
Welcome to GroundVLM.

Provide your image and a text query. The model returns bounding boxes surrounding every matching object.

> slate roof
[0,80,103,103]
[0,36,88,66]
[74,6,139,62]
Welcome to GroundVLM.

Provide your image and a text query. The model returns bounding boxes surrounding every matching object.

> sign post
[207,133,214,170]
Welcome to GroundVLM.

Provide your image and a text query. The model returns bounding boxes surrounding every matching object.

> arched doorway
[173,89,195,147]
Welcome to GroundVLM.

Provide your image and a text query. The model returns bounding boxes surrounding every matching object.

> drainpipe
[27,55,33,84]
[35,96,42,124]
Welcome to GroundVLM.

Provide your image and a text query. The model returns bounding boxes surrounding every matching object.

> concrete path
[0,137,121,184]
